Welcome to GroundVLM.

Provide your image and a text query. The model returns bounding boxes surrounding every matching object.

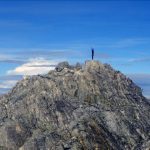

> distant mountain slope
[0,60,149,150]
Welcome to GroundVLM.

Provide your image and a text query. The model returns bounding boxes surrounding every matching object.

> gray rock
[75,62,82,70]
[0,60,149,150]
[55,61,72,72]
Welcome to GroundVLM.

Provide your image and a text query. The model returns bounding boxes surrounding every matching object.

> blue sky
[0,0,150,98]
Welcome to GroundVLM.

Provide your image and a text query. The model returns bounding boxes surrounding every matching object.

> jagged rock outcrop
[0,60,150,150]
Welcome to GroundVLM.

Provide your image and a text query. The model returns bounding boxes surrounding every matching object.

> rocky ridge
[0,60,150,150]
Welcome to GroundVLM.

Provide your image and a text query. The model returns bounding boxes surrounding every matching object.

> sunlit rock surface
[0,60,149,150]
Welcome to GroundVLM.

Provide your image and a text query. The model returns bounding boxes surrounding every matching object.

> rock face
[0,60,150,150]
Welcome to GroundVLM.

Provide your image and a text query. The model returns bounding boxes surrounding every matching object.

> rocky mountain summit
[0,60,150,150]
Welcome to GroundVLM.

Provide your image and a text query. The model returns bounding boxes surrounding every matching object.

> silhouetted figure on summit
[92,48,94,60]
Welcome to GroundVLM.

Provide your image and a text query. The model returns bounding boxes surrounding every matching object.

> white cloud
[7,58,59,76]
[0,54,13,60]
[0,80,18,89]
[128,58,150,63]
[0,53,25,64]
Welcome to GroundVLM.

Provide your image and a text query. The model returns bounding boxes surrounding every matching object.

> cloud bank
[127,74,150,98]
[7,58,58,76]
[0,80,18,89]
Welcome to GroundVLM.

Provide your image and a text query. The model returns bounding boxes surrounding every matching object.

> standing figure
[92,48,94,60]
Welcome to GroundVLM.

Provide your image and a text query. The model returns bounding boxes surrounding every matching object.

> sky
[0,0,150,98]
